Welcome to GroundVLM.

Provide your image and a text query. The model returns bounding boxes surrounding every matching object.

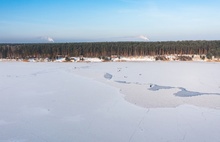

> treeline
[0,40,220,60]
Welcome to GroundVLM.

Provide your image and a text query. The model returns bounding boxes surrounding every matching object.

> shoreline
[0,57,219,63]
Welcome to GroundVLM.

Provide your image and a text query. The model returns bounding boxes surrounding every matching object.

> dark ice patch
[174,88,203,97]
[175,87,220,97]
[104,73,113,80]
[149,84,174,91]
[148,84,220,97]
[115,81,131,84]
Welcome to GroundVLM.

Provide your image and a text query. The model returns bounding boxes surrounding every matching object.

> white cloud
[47,37,54,42]
[40,36,55,43]
[138,35,149,41]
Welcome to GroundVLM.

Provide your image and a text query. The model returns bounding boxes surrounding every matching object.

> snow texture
[0,62,220,142]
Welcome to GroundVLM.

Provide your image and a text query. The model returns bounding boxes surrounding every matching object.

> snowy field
[0,62,220,142]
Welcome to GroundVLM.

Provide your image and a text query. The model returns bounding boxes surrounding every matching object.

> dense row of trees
[0,40,220,60]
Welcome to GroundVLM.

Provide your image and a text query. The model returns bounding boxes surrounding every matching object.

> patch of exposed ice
[175,87,220,97]
[104,73,113,80]
[148,84,220,97]
[115,81,131,84]
[149,84,174,91]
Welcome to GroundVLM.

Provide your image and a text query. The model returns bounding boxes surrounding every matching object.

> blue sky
[0,0,220,43]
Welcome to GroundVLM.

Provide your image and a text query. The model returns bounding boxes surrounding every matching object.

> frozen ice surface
[0,62,220,142]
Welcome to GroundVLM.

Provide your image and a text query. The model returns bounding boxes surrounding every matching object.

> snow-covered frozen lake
[0,62,220,142]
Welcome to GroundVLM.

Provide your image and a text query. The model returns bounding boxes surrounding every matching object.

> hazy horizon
[1,0,220,43]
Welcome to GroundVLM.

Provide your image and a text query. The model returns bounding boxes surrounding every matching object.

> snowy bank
[1,54,219,63]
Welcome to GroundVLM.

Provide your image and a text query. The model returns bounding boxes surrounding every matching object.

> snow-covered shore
[0,54,219,62]
[0,62,220,142]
